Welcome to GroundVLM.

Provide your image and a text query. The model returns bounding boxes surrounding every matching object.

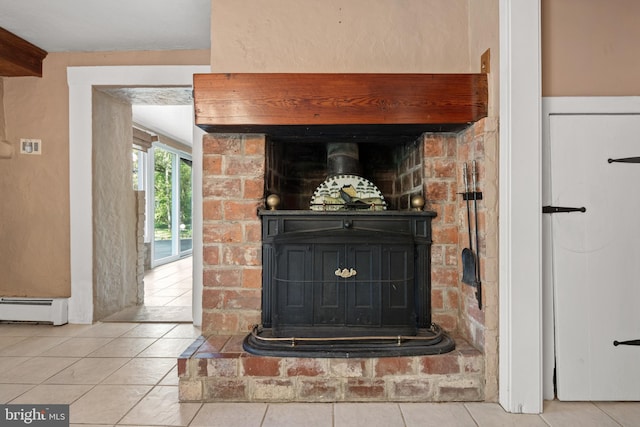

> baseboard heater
[0,298,68,325]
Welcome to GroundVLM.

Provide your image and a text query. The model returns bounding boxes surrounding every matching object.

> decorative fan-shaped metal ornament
[310,174,387,211]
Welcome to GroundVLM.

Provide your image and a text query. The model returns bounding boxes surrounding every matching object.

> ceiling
[0,0,211,146]
[0,0,210,52]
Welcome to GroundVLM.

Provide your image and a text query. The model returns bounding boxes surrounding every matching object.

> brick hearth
[178,334,483,403]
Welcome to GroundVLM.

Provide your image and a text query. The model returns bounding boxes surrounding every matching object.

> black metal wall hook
[608,157,640,164]
[613,339,640,347]
[542,206,586,214]
[459,191,483,201]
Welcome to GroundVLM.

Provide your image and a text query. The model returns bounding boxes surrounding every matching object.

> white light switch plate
[20,138,42,155]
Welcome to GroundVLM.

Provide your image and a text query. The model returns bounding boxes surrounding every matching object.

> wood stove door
[313,244,349,328]
[274,240,415,338]
[313,243,385,329]
[380,244,416,330]
[272,243,314,329]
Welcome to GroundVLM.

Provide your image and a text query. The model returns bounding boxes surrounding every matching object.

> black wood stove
[243,210,455,357]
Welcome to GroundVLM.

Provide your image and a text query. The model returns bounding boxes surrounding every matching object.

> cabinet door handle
[335,268,357,278]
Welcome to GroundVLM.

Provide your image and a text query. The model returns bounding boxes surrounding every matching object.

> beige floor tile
[70,384,151,424]
[263,403,333,427]
[0,336,71,356]
[119,385,200,426]
[191,402,268,427]
[32,324,95,337]
[334,403,405,427]
[465,402,548,427]
[75,322,139,338]
[143,296,176,306]
[0,336,27,349]
[148,288,190,297]
[0,356,31,373]
[159,365,179,386]
[162,324,202,339]
[0,384,33,403]
[10,384,93,404]
[149,277,185,289]
[143,284,170,291]
[40,337,114,357]
[0,323,47,337]
[101,357,176,385]
[102,306,191,323]
[172,280,194,290]
[401,403,477,427]
[0,357,79,384]
[136,338,195,358]
[87,337,156,357]
[45,357,129,384]
[595,401,640,427]
[165,295,193,306]
[541,401,620,427]
[121,323,178,338]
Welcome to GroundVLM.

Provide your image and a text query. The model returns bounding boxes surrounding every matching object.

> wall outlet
[20,138,42,155]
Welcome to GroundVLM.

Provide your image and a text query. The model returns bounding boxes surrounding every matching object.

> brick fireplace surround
[178,118,496,403]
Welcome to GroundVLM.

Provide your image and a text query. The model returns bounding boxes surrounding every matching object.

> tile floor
[2,323,639,426]
[1,258,639,426]
[143,256,193,309]
[102,257,193,323]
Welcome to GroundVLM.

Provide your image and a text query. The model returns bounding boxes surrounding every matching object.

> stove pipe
[327,143,361,176]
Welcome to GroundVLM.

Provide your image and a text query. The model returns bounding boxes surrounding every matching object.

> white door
[548,113,640,400]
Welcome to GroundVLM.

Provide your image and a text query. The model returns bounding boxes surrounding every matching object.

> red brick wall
[202,134,266,335]
[423,133,460,333]
[423,120,488,351]
[455,121,488,351]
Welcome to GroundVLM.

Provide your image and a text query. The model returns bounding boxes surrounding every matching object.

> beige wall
[542,0,640,96]
[211,0,471,73]
[0,50,208,298]
[469,0,499,115]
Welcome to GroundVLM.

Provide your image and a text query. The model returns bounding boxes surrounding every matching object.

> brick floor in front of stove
[178,334,484,403]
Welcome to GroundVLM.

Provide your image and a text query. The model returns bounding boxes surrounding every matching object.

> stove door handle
[335,268,357,278]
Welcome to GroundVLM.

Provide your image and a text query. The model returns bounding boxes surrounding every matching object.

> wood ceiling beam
[193,73,488,143]
[0,27,47,77]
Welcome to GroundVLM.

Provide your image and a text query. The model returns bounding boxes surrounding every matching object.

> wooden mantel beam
[193,73,488,143]
[0,27,48,77]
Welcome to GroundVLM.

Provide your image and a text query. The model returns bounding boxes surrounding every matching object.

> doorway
[94,92,195,323]
[68,65,209,327]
